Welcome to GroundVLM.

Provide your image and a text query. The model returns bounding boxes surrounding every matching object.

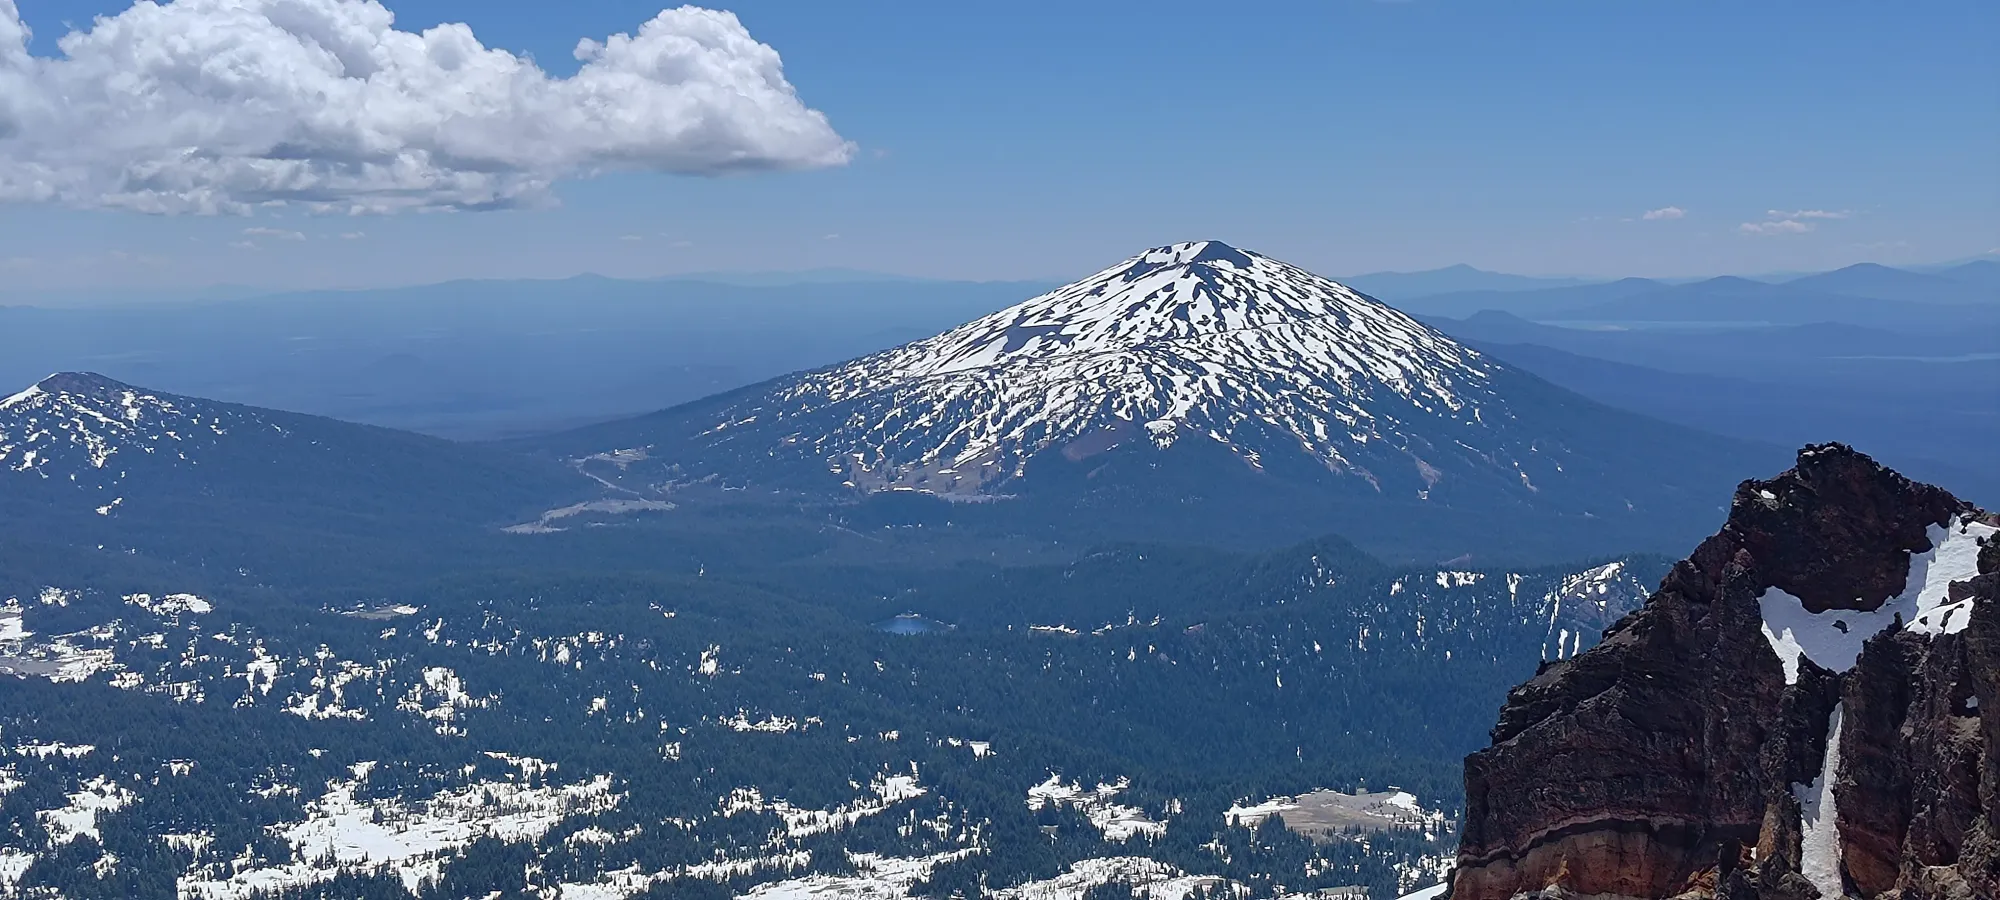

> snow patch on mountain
[13,742,94,759]
[0,849,31,889]
[1794,704,1847,900]
[394,666,493,736]
[179,756,620,899]
[1538,560,1648,661]
[504,498,677,534]
[124,592,213,616]
[0,610,119,683]
[735,850,980,900]
[1026,774,1165,841]
[1758,515,1997,684]
[719,770,930,841]
[990,856,1226,900]
[0,605,28,643]
[38,776,135,846]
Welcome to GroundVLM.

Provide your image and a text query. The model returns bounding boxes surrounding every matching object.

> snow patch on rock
[1026,774,1165,842]
[1759,517,1996,684]
[1794,704,1847,900]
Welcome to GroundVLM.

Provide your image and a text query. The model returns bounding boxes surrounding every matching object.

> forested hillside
[0,525,1664,899]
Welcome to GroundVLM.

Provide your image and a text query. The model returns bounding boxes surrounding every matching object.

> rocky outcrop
[1451,444,1999,899]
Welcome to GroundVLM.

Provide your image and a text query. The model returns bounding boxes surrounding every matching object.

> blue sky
[0,0,1994,292]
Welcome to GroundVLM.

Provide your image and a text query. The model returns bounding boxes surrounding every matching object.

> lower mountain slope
[1452,444,1999,900]
[0,372,586,573]
[524,242,1776,562]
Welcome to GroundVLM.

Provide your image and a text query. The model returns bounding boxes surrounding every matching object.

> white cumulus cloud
[1739,219,1813,235]
[1739,208,1852,236]
[0,0,853,215]
[1640,206,1685,221]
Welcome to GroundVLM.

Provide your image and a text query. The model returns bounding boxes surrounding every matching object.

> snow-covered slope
[1,372,288,506]
[773,240,1502,494]
[535,241,1770,556]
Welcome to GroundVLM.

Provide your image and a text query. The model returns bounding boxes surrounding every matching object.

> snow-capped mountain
[0,372,578,535]
[534,241,1773,557]
[761,240,1503,494]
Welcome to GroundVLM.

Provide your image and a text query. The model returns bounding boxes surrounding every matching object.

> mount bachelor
[531,241,1772,558]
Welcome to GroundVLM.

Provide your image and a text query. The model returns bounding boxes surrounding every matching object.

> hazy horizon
[4,253,1995,308]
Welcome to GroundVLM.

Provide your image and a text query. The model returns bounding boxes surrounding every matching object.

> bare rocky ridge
[1451,444,2000,899]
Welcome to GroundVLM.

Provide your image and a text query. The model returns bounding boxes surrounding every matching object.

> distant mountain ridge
[1546,276,1970,328]
[1397,261,1996,329]
[1338,264,1597,300]
[1390,278,1666,319]
[1782,262,1992,304]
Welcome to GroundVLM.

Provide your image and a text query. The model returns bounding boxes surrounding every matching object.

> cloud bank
[0,0,854,214]
[1640,206,1685,221]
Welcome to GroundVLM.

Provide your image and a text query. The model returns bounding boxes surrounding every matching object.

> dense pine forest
[0,499,1663,899]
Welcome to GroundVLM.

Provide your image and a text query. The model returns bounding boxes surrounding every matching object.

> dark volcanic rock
[1836,629,1924,894]
[1450,444,1998,899]
[1712,445,1963,614]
